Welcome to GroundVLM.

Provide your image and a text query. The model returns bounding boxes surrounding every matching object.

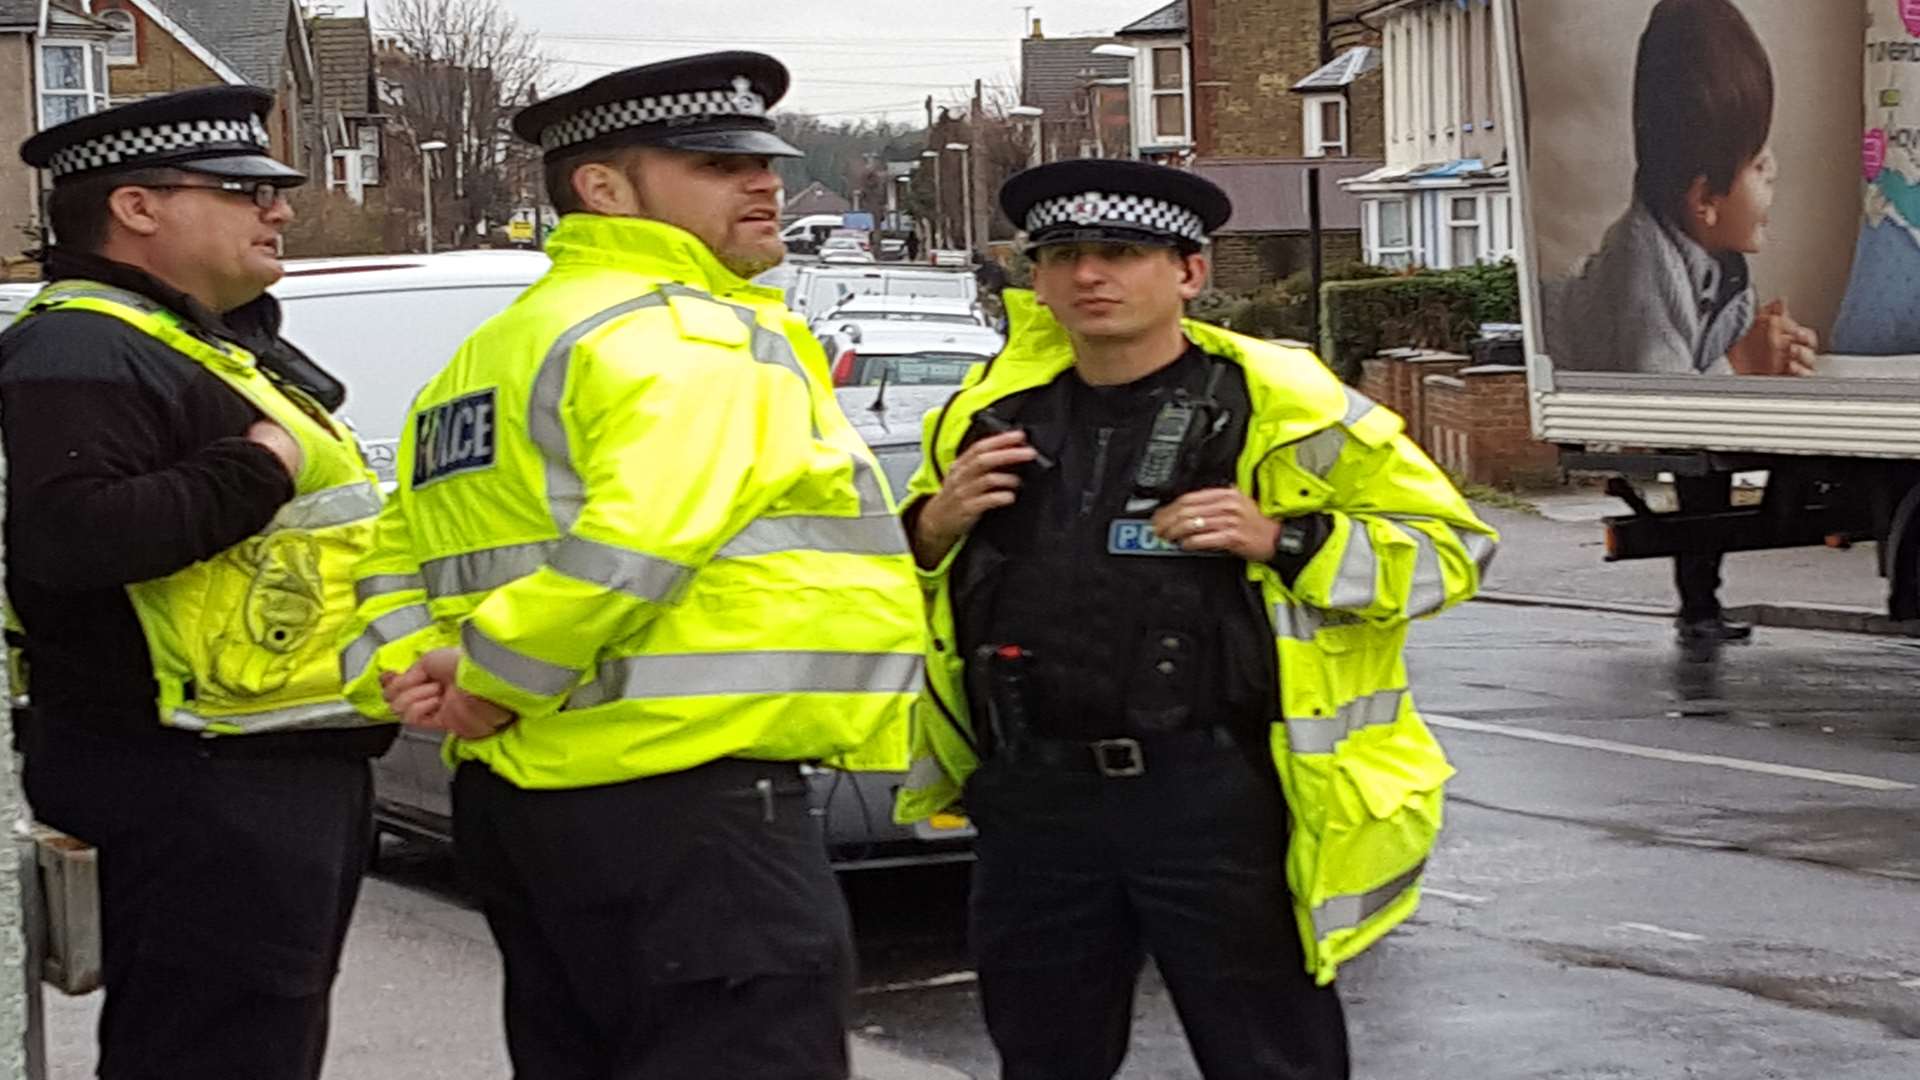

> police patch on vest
[413,389,497,488]
[1107,519,1211,557]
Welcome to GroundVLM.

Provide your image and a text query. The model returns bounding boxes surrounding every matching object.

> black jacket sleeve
[0,312,294,590]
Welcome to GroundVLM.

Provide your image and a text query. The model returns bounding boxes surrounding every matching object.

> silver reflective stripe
[422,541,554,598]
[905,755,949,789]
[340,603,433,683]
[268,482,383,532]
[1314,859,1426,935]
[1342,387,1377,427]
[1327,523,1379,609]
[36,282,163,315]
[1286,688,1404,754]
[1290,426,1349,479]
[717,513,910,560]
[1272,600,1323,643]
[462,622,583,697]
[1456,527,1497,577]
[1406,529,1447,618]
[170,699,368,734]
[529,294,671,532]
[567,649,923,709]
[354,573,425,605]
[549,535,692,602]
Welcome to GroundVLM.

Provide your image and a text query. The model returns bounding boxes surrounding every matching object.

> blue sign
[1107,519,1192,557]
[413,388,497,488]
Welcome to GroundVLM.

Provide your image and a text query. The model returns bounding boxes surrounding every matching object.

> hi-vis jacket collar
[542,214,785,307]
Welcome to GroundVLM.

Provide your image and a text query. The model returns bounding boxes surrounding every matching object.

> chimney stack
[1031,18,1043,39]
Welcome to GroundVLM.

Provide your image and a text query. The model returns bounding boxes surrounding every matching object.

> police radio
[1130,364,1229,505]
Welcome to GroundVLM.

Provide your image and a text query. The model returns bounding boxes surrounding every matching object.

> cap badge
[1068,197,1103,225]
[730,76,766,115]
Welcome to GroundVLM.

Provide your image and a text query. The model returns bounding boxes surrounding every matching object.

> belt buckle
[1091,738,1145,778]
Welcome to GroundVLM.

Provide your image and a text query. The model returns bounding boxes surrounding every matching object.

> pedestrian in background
[896,158,1498,1079]
[2,86,392,1079]
[339,52,926,1079]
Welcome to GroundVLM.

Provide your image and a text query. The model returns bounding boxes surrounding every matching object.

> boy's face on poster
[1686,145,1777,255]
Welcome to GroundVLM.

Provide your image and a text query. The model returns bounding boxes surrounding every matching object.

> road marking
[1426,715,1917,792]
[1618,921,1707,943]
[858,971,979,995]
[1423,887,1492,906]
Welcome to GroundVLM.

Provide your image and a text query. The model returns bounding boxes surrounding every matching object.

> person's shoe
[1675,615,1753,644]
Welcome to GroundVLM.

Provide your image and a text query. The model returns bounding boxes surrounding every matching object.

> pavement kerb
[851,1035,974,1080]
[1473,590,1920,638]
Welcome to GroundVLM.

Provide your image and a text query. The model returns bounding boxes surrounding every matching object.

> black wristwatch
[1266,513,1330,584]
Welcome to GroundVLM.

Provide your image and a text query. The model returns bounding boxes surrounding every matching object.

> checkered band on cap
[1025,190,1208,244]
[46,116,273,179]
[539,79,769,151]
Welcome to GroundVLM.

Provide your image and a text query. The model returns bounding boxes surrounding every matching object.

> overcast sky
[362,1,1151,124]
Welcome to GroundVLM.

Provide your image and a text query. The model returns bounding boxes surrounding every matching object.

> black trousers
[1673,473,1732,621]
[24,725,374,1080]
[965,733,1351,1080]
[452,759,854,1080]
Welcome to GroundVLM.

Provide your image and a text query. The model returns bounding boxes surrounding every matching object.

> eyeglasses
[141,180,287,210]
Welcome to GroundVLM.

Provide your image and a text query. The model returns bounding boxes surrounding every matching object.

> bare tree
[377,0,549,248]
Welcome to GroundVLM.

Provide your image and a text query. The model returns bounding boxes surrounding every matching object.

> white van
[779,213,844,254]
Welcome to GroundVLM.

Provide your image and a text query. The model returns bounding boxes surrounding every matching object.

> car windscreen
[857,352,988,386]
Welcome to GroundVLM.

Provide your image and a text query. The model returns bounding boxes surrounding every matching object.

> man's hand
[1728,299,1818,377]
[1152,488,1282,562]
[246,418,303,479]
[911,430,1038,568]
[379,646,516,739]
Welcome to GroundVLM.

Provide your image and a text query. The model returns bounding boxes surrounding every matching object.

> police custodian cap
[512,50,803,159]
[20,85,304,186]
[1000,158,1233,252]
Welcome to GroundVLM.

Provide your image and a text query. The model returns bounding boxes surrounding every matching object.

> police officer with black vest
[899,160,1496,1078]
[2,87,393,1079]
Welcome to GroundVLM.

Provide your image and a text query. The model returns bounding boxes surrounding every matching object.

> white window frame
[100,9,136,66]
[37,39,110,129]
[1147,44,1189,144]
[1302,93,1348,158]
[1447,194,1484,268]
[1489,191,1514,260]
[1367,197,1418,269]
[355,124,381,187]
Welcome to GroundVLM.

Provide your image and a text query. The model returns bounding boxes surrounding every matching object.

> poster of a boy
[1544,0,1818,377]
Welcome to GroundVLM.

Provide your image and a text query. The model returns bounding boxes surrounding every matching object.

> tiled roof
[149,0,293,86]
[1292,47,1381,92]
[1117,0,1186,37]
[312,17,373,114]
[1020,36,1130,116]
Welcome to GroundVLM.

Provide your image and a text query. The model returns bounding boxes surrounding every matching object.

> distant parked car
[791,265,978,319]
[809,295,987,334]
[817,320,1004,386]
[820,237,876,264]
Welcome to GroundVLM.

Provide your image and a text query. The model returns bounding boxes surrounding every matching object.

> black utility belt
[998,726,1247,778]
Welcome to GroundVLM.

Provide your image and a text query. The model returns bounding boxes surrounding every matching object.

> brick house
[1187,0,1386,290]
[1341,0,1513,269]
[310,15,383,206]
[91,0,323,175]
[0,0,116,264]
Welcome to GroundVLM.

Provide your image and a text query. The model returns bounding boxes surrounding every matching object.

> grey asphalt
[36,502,1920,1078]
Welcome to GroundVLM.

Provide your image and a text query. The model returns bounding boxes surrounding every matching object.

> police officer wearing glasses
[896,159,1498,1079]
[3,87,392,1079]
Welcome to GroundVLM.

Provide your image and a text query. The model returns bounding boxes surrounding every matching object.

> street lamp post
[920,148,941,250]
[1009,105,1044,168]
[945,142,973,255]
[418,139,448,254]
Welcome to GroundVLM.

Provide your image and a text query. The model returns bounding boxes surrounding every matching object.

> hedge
[1319,261,1520,381]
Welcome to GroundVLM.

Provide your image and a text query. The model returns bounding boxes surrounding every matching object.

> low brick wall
[1421,365,1561,488]
[1359,350,1469,441]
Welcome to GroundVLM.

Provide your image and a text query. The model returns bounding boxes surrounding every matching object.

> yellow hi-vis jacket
[337,215,927,789]
[23,281,385,733]
[896,291,1498,985]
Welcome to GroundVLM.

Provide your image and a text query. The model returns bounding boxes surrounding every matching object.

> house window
[1303,94,1347,157]
[1150,46,1186,141]
[38,41,109,128]
[101,9,136,65]
[330,154,348,186]
[1449,195,1483,267]
[1371,198,1416,269]
[356,125,381,186]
